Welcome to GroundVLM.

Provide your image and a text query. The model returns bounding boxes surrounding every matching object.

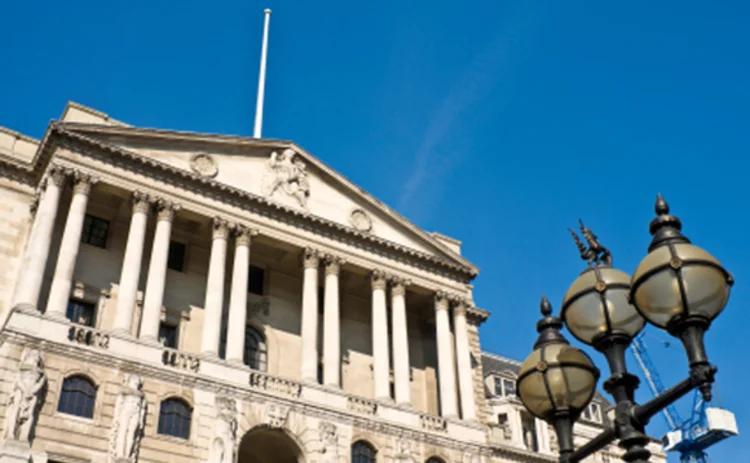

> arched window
[158,398,192,439]
[58,375,97,418]
[426,458,446,463]
[351,440,376,463]
[244,325,267,371]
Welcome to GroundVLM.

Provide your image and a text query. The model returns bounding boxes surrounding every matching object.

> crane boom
[630,333,681,429]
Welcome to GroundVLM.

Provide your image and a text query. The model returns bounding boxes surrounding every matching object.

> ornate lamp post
[516,195,733,463]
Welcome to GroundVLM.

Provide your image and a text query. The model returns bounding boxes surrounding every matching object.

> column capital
[302,247,320,269]
[132,191,151,214]
[434,291,450,310]
[323,254,345,276]
[370,270,388,290]
[234,226,259,247]
[154,199,180,222]
[72,171,97,196]
[390,277,411,296]
[45,165,68,189]
[453,300,469,315]
[212,217,231,240]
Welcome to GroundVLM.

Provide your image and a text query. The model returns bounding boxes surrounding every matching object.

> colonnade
[12,166,477,420]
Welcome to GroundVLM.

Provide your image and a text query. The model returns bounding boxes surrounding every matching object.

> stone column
[226,227,256,365]
[536,418,551,453]
[45,173,95,319]
[200,218,230,358]
[139,200,178,342]
[453,300,477,421]
[371,270,390,401]
[12,167,67,311]
[299,248,320,382]
[435,292,458,417]
[390,278,411,406]
[112,192,151,335]
[322,255,343,387]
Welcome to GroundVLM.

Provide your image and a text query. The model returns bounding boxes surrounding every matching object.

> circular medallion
[190,153,219,178]
[349,209,372,232]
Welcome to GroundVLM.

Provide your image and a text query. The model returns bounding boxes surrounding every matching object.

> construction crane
[630,332,738,462]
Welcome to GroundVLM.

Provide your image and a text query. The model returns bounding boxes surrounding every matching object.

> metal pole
[253,9,272,138]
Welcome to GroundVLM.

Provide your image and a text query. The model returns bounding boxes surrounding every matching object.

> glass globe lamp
[516,297,600,422]
[630,195,733,332]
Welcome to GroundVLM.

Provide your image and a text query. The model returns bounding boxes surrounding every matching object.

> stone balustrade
[420,413,447,432]
[249,371,302,398]
[67,324,110,349]
[161,347,200,372]
[347,396,378,415]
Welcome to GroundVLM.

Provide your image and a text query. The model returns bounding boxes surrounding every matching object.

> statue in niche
[317,421,338,463]
[264,148,310,208]
[3,348,46,443]
[208,397,237,463]
[109,374,147,462]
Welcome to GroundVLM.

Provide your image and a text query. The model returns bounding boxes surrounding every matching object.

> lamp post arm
[566,427,617,463]
[633,364,717,426]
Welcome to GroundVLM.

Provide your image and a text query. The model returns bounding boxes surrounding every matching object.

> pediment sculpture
[263,148,310,208]
[109,374,147,463]
[3,347,47,444]
[208,397,237,463]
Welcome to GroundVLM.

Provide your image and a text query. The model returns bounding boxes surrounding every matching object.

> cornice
[49,125,477,282]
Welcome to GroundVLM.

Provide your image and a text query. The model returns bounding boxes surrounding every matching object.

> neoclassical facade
[0,103,664,463]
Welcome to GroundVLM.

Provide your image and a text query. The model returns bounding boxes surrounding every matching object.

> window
[167,241,186,272]
[159,323,178,348]
[66,300,95,326]
[426,458,446,463]
[248,265,264,295]
[244,326,267,371]
[158,398,192,439]
[494,376,516,397]
[582,402,602,423]
[351,440,376,463]
[58,375,97,418]
[81,214,109,248]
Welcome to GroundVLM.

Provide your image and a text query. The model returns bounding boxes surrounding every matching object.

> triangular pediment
[55,120,476,274]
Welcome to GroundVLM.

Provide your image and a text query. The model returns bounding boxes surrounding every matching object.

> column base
[43,311,68,322]
[138,335,163,348]
[0,440,34,463]
[11,303,39,315]
[110,329,135,340]
[226,358,248,369]
[199,351,220,361]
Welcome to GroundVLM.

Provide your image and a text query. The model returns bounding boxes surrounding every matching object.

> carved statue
[208,397,237,463]
[568,219,612,267]
[264,148,310,208]
[524,428,536,451]
[318,421,338,463]
[109,374,147,462]
[3,348,46,443]
[549,426,559,452]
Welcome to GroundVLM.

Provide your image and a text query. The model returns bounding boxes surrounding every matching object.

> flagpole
[253,8,272,138]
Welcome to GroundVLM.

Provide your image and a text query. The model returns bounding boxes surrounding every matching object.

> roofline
[481,351,522,366]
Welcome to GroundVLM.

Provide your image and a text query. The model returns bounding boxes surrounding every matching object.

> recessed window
[582,402,602,423]
[494,376,516,397]
[167,241,186,272]
[248,265,264,295]
[66,300,95,327]
[351,440,376,463]
[158,398,192,439]
[159,323,178,349]
[244,325,267,371]
[81,214,109,248]
[58,375,97,418]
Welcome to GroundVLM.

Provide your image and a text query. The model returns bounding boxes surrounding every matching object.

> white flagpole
[253,8,272,138]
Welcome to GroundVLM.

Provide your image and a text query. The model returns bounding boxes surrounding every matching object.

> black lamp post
[516,195,733,463]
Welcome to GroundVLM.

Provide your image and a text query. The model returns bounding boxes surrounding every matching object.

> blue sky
[3,1,748,460]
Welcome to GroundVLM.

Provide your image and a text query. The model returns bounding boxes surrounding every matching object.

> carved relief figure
[394,435,416,462]
[317,421,338,463]
[264,148,310,208]
[3,348,46,443]
[208,397,237,463]
[266,403,290,429]
[109,374,147,462]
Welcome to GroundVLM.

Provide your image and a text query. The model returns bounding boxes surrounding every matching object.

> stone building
[0,103,664,463]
